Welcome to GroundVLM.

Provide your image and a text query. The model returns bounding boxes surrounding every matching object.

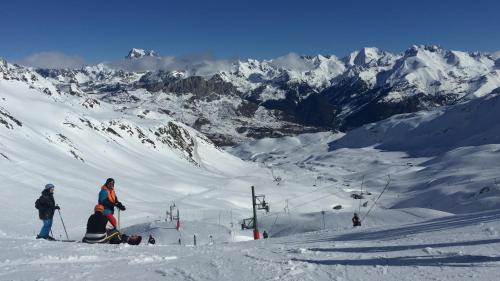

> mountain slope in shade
[230,91,500,214]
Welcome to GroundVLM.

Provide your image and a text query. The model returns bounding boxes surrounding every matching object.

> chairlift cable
[361,175,391,222]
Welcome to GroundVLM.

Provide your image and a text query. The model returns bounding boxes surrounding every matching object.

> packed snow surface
[1,211,500,280]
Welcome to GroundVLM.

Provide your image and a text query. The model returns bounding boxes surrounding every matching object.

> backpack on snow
[35,198,41,209]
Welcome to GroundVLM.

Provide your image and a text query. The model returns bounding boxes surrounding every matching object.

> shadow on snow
[281,209,500,246]
[334,210,500,242]
[293,254,500,267]
[307,238,500,254]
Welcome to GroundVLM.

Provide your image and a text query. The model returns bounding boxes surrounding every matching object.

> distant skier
[352,213,361,227]
[262,230,269,239]
[35,183,60,240]
[83,204,141,245]
[97,178,126,229]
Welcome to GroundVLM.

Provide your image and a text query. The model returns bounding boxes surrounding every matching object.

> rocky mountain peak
[404,45,445,57]
[343,47,390,67]
[125,48,160,59]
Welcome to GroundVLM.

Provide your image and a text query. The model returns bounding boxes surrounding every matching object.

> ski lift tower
[166,202,177,222]
[241,186,270,240]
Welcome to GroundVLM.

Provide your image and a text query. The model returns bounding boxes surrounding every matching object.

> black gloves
[115,201,126,211]
[54,205,60,210]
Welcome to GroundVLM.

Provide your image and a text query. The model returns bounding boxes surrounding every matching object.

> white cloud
[15,50,236,76]
[269,52,314,72]
[19,52,86,69]
[106,53,235,76]
[492,51,500,60]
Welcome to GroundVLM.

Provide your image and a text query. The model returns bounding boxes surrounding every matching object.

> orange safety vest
[101,185,116,204]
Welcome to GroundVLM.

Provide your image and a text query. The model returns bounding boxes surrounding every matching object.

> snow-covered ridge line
[2,45,499,145]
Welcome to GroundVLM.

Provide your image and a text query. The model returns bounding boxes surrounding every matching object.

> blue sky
[1,0,499,64]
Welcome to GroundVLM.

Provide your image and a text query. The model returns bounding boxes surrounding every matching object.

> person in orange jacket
[97,178,125,228]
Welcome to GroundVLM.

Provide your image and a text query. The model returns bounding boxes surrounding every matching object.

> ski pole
[117,209,121,231]
[57,209,70,240]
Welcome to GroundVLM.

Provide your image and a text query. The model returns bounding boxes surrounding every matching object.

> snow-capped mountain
[4,45,500,145]
[125,48,160,59]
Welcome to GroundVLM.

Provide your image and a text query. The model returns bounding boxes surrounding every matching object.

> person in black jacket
[83,205,141,245]
[83,204,119,243]
[36,184,59,240]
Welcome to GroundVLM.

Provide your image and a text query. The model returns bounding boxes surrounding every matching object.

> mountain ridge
[3,45,499,145]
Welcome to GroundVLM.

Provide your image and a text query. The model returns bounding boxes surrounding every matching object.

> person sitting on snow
[83,204,122,244]
[83,204,142,245]
[97,178,126,229]
[35,183,60,240]
[352,213,361,227]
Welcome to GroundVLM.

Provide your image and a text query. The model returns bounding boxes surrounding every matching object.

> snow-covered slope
[0,67,271,238]
[2,48,500,279]
[1,208,499,280]
[230,92,500,215]
[0,68,347,239]
[3,49,500,232]
[331,89,500,156]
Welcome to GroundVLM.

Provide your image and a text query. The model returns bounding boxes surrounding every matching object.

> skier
[97,178,126,229]
[352,213,361,227]
[35,183,60,240]
[262,230,269,239]
[83,204,141,245]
